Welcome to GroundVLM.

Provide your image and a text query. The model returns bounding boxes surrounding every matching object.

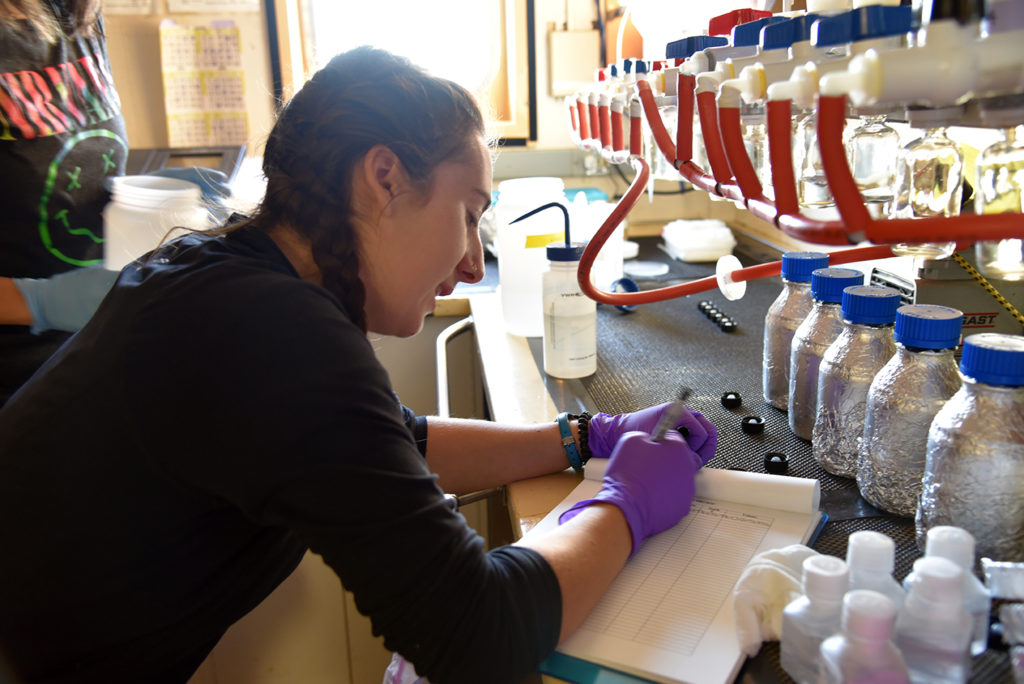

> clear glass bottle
[813,286,900,478]
[974,121,1024,282]
[780,554,849,684]
[846,531,906,612]
[890,107,963,260]
[542,241,596,379]
[742,104,769,198]
[818,590,910,684]
[797,111,835,207]
[846,113,901,217]
[918,333,1024,562]
[894,557,972,684]
[789,268,865,441]
[763,251,830,411]
[857,304,963,517]
[903,526,992,657]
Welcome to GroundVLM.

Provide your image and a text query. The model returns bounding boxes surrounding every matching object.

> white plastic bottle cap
[803,554,850,601]
[846,531,895,572]
[843,589,897,640]
[925,526,976,571]
[908,556,964,604]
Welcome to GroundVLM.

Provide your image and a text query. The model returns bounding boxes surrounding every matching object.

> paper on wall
[159,20,249,148]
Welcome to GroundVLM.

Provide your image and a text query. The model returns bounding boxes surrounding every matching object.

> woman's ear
[361,144,409,215]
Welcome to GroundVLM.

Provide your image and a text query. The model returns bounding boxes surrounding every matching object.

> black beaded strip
[572,412,592,464]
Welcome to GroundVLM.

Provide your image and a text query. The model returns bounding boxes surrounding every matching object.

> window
[268,0,534,142]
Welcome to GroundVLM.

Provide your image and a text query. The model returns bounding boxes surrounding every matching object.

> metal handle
[435,315,474,419]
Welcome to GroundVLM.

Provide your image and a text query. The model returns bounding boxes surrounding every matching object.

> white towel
[733,544,821,657]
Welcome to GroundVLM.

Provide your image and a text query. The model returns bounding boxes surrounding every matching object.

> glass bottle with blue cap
[788,267,865,440]
[763,251,830,411]
[813,285,901,477]
[857,304,963,517]
[918,332,1024,561]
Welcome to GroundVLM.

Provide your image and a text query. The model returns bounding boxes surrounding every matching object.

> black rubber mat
[529,237,1011,682]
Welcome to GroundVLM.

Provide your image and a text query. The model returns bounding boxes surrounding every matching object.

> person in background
[0,0,128,406]
[0,47,718,684]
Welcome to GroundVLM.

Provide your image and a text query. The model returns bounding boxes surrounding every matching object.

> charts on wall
[167,0,259,12]
[103,0,154,14]
[159,20,249,148]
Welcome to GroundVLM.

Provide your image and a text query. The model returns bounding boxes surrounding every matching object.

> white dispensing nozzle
[818,51,881,104]
[767,63,819,109]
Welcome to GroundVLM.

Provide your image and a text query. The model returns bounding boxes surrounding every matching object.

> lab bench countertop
[466,239,1012,684]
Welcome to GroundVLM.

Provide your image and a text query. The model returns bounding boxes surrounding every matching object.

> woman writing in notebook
[0,47,717,683]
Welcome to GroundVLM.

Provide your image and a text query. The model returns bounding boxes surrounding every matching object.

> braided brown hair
[244,46,487,332]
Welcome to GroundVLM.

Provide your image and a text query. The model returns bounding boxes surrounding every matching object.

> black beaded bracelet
[572,411,592,464]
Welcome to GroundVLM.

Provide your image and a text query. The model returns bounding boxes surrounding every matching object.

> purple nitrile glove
[588,403,718,465]
[559,431,702,556]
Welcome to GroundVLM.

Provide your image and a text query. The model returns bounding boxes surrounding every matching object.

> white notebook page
[531,462,822,684]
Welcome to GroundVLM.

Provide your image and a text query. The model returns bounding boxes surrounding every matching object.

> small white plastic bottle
[846,531,906,612]
[780,554,849,684]
[817,589,910,684]
[902,526,991,657]
[542,240,596,379]
[894,556,972,684]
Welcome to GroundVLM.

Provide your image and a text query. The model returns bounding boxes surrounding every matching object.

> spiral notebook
[530,461,826,684]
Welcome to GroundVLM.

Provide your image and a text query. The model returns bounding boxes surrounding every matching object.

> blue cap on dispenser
[733,16,788,47]
[959,333,1024,386]
[547,241,586,262]
[666,35,729,60]
[841,285,901,325]
[810,267,863,302]
[894,304,963,349]
[813,5,912,47]
[761,14,819,50]
[635,60,649,74]
[781,251,830,282]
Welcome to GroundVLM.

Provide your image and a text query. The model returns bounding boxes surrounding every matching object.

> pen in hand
[651,387,693,442]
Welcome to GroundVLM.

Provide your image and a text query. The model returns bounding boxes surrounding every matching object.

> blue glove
[560,431,703,555]
[589,403,718,465]
[13,267,118,334]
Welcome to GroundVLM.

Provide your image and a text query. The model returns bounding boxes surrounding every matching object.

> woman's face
[361,137,491,337]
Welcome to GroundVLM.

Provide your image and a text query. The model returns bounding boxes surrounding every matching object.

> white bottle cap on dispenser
[925,526,975,572]
[843,589,898,640]
[847,531,895,573]
[803,554,850,601]
[907,556,964,604]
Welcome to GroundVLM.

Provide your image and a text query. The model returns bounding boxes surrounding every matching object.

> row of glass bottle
[750,109,1024,278]
[763,253,1024,562]
[780,527,991,684]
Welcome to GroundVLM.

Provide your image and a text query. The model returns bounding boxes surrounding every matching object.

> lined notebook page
[531,462,822,684]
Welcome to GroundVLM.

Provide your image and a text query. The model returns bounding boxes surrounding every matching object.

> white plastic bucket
[102,175,208,270]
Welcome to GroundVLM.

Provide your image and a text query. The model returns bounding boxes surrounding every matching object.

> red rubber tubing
[569,104,578,134]
[576,99,589,142]
[599,103,612,149]
[818,95,872,235]
[589,102,600,141]
[575,156,898,306]
[636,80,720,194]
[696,90,734,186]
[766,99,799,216]
[676,73,695,162]
[866,214,1024,243]
[629,113,643,156]
[718,104,764,200]
[611,109,624,151]
[777,212,859,245]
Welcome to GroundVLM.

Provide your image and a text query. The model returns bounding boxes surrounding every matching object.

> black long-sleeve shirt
[0,226,561,684]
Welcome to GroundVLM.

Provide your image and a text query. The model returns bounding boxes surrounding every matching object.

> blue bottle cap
[761,14,819,50]
[635,60,649,74]
[959,333,1024,387]
[547,241,585,262]
[666,35,729,60]
[841,285,901,325]
[733,16,788,47]
[781,251,830,283]
[894,304,963,349]
[810,267,863,303]
[813,5,912,47]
